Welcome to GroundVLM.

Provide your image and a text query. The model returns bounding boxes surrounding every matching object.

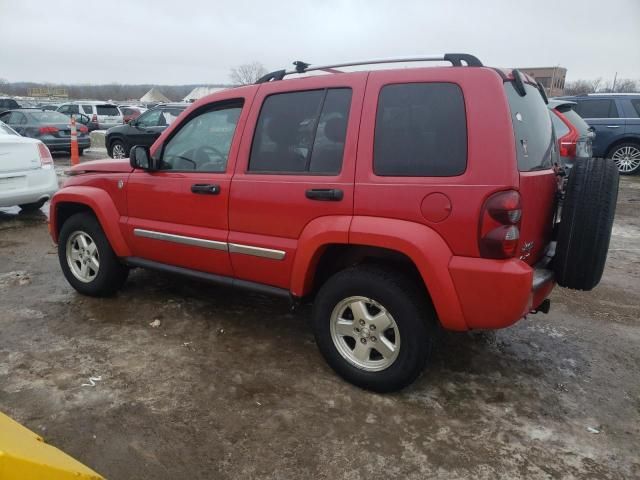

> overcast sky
[1,0,638,85]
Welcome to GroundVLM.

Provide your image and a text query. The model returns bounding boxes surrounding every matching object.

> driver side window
[136,109,162,128]
[159,103,243,172]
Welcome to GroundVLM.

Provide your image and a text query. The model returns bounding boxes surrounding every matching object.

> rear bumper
[42,137,91,151]
[0,167,58,208]
[449,247,555,330]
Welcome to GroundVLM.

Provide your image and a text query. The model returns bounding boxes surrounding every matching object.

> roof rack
[255,53,483,83]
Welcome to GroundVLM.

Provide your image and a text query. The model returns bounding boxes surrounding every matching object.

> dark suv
[105,103,187,159]
[0,98,20,114]
[558,94,640,174]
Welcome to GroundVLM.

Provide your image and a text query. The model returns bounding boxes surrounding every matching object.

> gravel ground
[0,155,638,479]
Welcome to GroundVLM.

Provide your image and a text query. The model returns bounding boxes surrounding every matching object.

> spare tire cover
[554,158,619,290]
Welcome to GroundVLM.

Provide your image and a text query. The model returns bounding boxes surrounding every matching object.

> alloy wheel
[612,145,640,174]
[66,231,100,283]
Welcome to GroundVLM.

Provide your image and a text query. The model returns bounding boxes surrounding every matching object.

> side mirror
[129,145,153,170]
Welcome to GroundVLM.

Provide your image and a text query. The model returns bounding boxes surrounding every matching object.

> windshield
[30,111,71,123]
[0,121,18,135]
[504,82,556,171]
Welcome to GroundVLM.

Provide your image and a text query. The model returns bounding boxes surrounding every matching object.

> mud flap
[0,412,104,479]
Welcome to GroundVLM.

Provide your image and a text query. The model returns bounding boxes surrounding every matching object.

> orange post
[70,115,79,166]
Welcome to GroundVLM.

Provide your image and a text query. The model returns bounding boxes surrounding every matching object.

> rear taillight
[555,110,579,158]
[79,125,88,133]
[92,114,98,123]
[37,142,53,168]
[479,190,522,259]
[39,126,59,135]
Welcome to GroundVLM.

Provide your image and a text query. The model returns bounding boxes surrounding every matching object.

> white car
[57,101,124,130]
[0,121,58,211]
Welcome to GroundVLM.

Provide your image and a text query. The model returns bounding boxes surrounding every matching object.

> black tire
[554,158,619,290]
[19,199,47,211]
[607,142,640,175]
[108,140,126,159]
[58,212,128,296]
[312,265,435,392]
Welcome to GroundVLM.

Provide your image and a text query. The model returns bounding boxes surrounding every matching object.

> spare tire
[554,158,619,290]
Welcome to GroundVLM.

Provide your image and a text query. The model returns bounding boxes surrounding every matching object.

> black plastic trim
[512,69,527,97]
[125,257,291,298]
[443,53,483,67]
[255,70,287,83]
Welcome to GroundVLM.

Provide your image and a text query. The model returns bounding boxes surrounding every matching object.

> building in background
[183,86,227,103]
[517,66,567,97]
[140,88,170,104]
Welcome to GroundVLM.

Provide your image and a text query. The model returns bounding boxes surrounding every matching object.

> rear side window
[82,105,93,114]
[373,83,467,176]
[505,82,555,171]
[249,88,352,175]
[574,99,618,119]
[97,105,120,116]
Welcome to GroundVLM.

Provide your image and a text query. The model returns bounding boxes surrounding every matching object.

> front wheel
[609,142,640,175]
[58,212,128,296]
[312,265,435,392]
[110,140,126,159]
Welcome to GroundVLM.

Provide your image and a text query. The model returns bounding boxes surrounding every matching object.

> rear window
[373,83,467,176]
[0,122,17,135]
[631,99,640,117]
[574,99,618,119]
[560,108,591,135]
[96,105,120,116]
[30,111,71,123]
[504,82,555,171]
[550,111,570,138]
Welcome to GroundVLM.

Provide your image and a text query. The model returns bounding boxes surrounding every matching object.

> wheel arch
[605,136,640,158]
[292,216,468,331]
[50,187,131,257]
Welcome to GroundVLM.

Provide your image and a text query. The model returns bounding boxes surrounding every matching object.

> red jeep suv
[49,54,618,392]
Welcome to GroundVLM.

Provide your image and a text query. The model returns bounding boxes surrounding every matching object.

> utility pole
[612,72,618,93]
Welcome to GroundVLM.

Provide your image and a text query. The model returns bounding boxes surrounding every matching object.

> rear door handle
[606,125,620,128]
[191,184,220,195]
[305,188,343,201]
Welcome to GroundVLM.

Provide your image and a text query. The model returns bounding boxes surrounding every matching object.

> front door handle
[606,125,620,128]
[305,188,343,201]
[191,184,220,195]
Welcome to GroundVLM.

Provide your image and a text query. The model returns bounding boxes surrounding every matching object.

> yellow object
[0,412,104,480]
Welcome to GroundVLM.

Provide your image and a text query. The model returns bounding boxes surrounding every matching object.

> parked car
[0,98,20,114]
[120,106,147,124]
[49,55,619,392]
[105,103,187,158]
[548,99,594,168]
[0,120,58,211]
[0,109,90,154]
[57,102,123,130]
[556,93,640,174]
[37,103,62,111]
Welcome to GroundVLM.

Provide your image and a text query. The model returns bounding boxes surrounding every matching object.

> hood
[69,158,133,175]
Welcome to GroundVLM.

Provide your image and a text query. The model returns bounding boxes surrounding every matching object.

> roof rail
[255,53,483,84]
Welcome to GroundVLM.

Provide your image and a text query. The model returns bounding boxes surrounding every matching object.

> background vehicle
[548,99,594,168]
[49,55,618,392]
[557,93,640,174]
[37,103,62,111]
[120,106,147,124]
[0,109,90,154]
[106,103,186,158]
[0,98,20,114]
[0,120,58,211]
[57,102,123,130]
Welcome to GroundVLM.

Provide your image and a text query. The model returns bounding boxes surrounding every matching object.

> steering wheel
[194,145,226,170]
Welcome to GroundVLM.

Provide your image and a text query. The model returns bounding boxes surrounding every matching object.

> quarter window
[159,102,243,172]
[249,88,352,174]
[575,99,618,118]
[374,83,467,176]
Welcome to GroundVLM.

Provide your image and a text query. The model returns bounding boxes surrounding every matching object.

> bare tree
[230,62,268,85]
[605,78,639,93]
[564,80,594,96]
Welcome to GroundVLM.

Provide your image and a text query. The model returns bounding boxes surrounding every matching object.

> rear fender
[50,186,131,257]
[349,217,466,330]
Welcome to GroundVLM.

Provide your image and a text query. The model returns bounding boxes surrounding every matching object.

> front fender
[349,216,467,331]
[50,186,131,257]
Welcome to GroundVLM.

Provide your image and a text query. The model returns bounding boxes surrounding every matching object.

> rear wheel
[19,199,47,211]
[609,142,640,175]
[554,157,619,290]
[110,140,126,159]
[58,212,128,296]
[312,265,434,392]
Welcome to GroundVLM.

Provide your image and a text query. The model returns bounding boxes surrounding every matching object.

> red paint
[49,64,558,331]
